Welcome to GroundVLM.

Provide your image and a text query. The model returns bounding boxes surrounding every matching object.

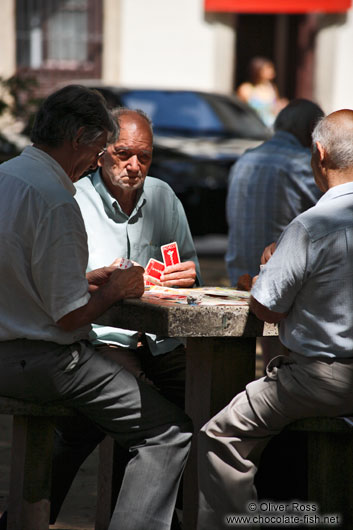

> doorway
[235,13,316,102]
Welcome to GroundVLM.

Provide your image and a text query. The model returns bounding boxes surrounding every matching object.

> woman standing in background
[237,56,288,128]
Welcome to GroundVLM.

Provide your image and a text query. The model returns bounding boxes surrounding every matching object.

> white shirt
[0,146,91,344]
[252,181,353,358]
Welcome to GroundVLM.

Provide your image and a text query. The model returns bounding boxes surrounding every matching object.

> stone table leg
[183,337,256,530]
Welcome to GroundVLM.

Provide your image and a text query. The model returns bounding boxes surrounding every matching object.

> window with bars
[16,0,102,94]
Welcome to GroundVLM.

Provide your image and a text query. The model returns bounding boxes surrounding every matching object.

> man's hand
[57,265,145,333]
[236,273,253,291]
[86,266,117,292]
[108,266,145,299]
[261,242,276,265]
[160,261,196,287]
[110,258,141,268]
[87,258,143,292]
[251,275,259,288]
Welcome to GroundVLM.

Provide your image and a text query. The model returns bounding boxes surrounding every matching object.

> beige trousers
[197,353,353,529]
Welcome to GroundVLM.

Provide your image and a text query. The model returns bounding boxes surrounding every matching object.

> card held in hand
[115,257,133,269]
[145,258,165,285]
[161,242,180,267]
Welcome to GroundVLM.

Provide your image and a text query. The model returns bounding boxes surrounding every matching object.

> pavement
[0,254,263,529]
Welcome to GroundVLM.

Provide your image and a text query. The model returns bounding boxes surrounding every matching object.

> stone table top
[97,296,278,338]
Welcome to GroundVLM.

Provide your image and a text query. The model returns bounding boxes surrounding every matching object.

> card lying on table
[161,241,180,267]
[145,258,165,285]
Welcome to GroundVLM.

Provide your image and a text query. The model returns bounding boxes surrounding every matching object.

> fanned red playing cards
[145,241,180,285]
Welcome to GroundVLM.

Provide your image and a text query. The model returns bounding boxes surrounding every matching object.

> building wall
[0,0,16,78]
[314,9,353,113]
[1,1,353,112]
[102,0,122,83]
[113,0,235,94]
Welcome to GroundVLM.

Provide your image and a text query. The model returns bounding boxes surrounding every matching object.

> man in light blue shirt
[74,107,201,407]
[197,109,353,529]
[226,99,324,286]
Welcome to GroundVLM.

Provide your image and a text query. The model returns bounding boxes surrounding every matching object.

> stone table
[96,295,277,529]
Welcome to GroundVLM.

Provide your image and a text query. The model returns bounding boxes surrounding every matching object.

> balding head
[98,107,154,202]
[111,107,153,141]
[312,109,353,170]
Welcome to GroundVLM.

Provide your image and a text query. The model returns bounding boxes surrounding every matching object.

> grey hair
[274,99,324,148]
[312,115,353,169]
[30,85,118,147]
[110,107,153,139]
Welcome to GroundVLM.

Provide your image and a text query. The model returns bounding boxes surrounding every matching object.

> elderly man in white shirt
[197,109,353,529]
[0,85,192,530]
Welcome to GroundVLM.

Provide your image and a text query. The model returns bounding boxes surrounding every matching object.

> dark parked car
[87,86,272,236]
[0,85,271,236]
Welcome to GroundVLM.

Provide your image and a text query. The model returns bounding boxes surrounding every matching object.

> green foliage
[0,74,41,160]
[0,73,41,126]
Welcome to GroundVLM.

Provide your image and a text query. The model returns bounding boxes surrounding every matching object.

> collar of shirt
[317,181,353,205]
[91,169,145,219]
[23,145,76,195]
[271,130,308,151]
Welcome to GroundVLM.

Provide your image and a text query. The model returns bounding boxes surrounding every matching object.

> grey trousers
[197,353,353,530]
[0,339,192,530]
[50,342,187,524]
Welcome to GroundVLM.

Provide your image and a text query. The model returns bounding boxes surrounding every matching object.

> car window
[120,90,224,135]
[204,94,271,140]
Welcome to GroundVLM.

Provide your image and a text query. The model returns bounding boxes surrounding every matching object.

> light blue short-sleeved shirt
[0,146,91,344]
[252,181,353,358]
[226,131,322,285]
[74,170,201,355]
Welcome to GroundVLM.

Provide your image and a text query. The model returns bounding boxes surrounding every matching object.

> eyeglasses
[96,147,107,159]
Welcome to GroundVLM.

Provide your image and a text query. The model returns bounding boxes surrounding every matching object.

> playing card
[145,258,165,280]
[161,242,180,267]
[115,257,133,269]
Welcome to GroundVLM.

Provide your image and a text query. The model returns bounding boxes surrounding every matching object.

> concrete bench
[286,416,353,526]
[0,396,74,530]
[257,416,353,527]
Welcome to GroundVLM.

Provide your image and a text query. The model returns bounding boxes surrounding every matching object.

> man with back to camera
[197,109,353,529]
[225,98,324,364]
[48,107,200,528]
[226,98,324,286]
[0,85,192,530]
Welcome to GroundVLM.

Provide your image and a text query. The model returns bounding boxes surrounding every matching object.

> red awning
[205,0,351,13]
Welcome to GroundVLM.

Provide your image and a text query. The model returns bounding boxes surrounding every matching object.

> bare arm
[260,242,277,265]
[57,266,144,332]
[236,82,252,103]
[250,295,287,324]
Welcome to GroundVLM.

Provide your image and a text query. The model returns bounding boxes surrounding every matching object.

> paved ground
[0,256,263,529]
